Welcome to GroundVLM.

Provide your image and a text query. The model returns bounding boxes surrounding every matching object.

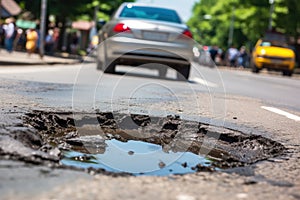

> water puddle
[23,111,286,176]
[61,139,214,176]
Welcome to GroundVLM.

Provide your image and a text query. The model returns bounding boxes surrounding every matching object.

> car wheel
[103,61,116,74]
[176,64,190,81]
[251,61,260,73]
[158,67,167,78]
[282,70,293,77]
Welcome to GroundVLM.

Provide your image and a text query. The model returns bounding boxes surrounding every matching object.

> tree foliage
[15,0,133,51]
[187,0,300,49]
[16,0,134,23]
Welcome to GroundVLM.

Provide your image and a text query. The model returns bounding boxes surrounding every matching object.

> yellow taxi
[251,39,295,76]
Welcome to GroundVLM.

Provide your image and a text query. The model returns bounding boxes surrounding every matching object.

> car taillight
[113,23,131,32]
[181,30,193,39]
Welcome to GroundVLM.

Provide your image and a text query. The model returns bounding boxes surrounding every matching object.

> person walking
[26,28,38,56]
[52,28,60,51]
[209,45,219,63]
[45,29,54,55]
[227,45,239,67]
[70,32,79,54]
[3,18,16,53]
[237,46,248,68]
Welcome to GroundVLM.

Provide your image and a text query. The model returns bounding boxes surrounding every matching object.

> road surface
[0,61,299,200]
[0,61,299,112]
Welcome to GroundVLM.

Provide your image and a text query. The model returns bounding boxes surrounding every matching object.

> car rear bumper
[105,36,194,65]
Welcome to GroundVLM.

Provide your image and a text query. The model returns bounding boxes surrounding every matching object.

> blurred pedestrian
[35,25,41,52]
[70,32,79,54]
[219,48,226,66]
[15,29,25,51]
[26,28,38,56]
[52,28,60,51]
[3,17,16,53]
[237,46,248,68]
[227,45,239,67]
[209,45,219,63]
[45,29,55,55]
[0,21,4,48]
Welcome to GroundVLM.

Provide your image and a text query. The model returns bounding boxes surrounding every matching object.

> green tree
[275,0,300,45]
[16,0,133,50]
[17,0,133,22]
[188,0,299,50]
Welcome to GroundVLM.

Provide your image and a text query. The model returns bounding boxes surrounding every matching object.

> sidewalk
[0,49,81,66]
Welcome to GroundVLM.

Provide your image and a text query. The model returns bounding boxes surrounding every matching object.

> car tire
[158,67,167,78]
[96,60,116,73]
[251,61,260,73]
[282,70,293,77]
[176,64,190,81]
[103,61,116,74]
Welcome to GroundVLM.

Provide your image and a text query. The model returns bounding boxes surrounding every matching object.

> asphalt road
[0,61,299,113]
[0,61,300,199]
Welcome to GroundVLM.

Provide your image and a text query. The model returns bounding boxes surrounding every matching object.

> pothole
[23,110,286,176]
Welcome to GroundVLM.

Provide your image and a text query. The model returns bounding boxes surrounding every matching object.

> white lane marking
[191,77,218,88]
[236,193,248,199]
[261,106,300,122]
[176,194,195,200]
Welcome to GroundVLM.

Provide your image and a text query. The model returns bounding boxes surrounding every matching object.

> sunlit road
[1,61,300,200]
[0,62,299,114]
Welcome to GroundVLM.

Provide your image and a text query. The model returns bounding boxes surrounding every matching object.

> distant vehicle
[96,2,194,80]
[251,35,295,76]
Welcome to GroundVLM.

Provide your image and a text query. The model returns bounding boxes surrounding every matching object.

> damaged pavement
[0,67,299,200]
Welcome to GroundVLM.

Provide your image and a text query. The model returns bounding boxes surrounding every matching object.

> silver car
[96,2,194,80]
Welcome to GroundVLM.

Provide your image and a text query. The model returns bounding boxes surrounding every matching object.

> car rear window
[260,41,271,47]
[260,41,288,48]
[119,5,181,24]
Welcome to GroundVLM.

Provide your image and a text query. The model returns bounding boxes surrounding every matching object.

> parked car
[96,2,194,80]
[251,39,295,76]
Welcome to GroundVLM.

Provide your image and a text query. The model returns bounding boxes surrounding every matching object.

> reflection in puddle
[61,139,214,176]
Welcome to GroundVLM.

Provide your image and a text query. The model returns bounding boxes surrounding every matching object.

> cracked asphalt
[0,61,299,200]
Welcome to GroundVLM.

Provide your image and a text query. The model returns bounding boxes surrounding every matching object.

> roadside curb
[0,49,82,66]
[0,60,81,66]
